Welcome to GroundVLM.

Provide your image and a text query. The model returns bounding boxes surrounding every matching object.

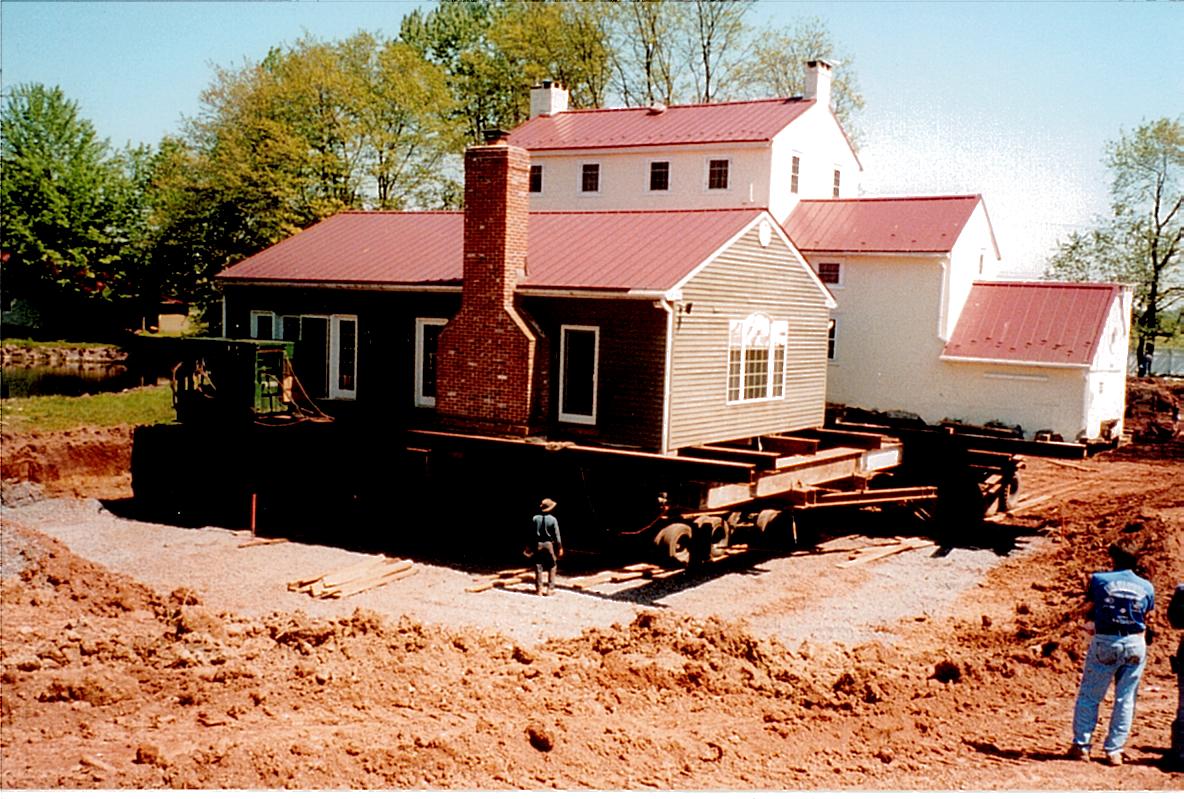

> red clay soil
[1,382,1182,789]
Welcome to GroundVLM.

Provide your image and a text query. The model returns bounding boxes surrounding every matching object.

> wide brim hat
[539,498,557,513]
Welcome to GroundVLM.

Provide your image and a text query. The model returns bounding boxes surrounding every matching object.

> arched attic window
[727,313,788,403]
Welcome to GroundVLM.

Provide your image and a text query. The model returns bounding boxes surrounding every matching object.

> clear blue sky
[3,1,1182,273]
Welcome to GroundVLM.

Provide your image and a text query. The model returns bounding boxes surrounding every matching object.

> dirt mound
[4,471,1182,791]
[1125,377,1184,454]
[0,426,133,500]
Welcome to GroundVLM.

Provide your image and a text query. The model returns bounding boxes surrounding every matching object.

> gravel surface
[1,496,1043,647]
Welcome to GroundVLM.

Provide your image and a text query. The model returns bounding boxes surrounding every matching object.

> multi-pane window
[649,161,670,192]
[708,158,730,190]
[833,169,841,198]
[816,262,842,285]
[791,155,801,194]
[333,316,357,396]
[827,318,837,360]
[727,314,789,403]
[529,164,543,193]
[250,313,356,400]
[559,325,598,424]
[415,318,447,408]
[581,163,600,193]
[250,310,274,340]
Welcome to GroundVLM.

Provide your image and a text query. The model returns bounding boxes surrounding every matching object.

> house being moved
[218,136,835,454]
[219,60,1128,444]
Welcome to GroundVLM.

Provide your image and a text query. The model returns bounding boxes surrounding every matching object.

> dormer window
[707,158,730,191]
[581,163,600,194]
[529,164,543,193]
[649,161,670,192]
[791,155,801,194]
[832,169,841,198]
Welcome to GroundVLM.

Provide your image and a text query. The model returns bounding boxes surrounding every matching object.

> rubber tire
[655,523,693,566]
[694,515,731,556]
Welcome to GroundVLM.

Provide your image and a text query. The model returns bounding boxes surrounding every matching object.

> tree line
[2,0,1177,359]
[1,1,863,337]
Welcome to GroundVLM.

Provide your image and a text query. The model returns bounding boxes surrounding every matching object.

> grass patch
[0,385,175,433]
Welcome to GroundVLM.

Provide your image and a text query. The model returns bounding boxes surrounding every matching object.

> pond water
[1,364,167,399]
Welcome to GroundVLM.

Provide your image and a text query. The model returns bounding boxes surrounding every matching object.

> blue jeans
[1072,633,1147,753]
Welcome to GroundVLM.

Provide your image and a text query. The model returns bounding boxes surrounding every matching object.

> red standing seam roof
[943,281,1124,367]
[217,208,764,293]
[784,196,987,254]
[507,97,814,151]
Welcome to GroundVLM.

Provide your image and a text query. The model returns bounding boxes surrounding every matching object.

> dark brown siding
[222,284,461,424]
[668,224,830,450]
[522,297,667,451]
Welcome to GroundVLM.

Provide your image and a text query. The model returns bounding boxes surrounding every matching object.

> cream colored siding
[667,226,829,451]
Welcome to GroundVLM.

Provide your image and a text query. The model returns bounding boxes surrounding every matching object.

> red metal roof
[218,208,763,293]
[784,196,986,253]
[217,212,464,286]
[507,97,814,151]
[943,281,1124,366]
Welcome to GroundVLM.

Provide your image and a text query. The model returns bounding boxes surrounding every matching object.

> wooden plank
[321,557,405,589]
[837,539,933,569]
[761,435,819,456]
[680,445,780,468]
[623,563,661,573]
[569,571,619,589]
[327,562,416,598]
[289,555,389,592]
[239,537,290,548]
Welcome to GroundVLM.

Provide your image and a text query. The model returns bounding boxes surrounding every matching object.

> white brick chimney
[530,80,569,119]
[804,59,833,109]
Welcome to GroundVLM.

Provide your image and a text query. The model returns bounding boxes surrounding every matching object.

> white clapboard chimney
[530,80,569,119]
[804,60,833,110]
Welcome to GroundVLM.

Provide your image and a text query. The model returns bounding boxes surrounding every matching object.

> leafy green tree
[1047,117,1182,375]
[745,16,865,142]
[1,83,147,334]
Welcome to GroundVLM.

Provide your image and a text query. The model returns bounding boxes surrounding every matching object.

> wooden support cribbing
[328,562,416,598]
[837,539,932,569]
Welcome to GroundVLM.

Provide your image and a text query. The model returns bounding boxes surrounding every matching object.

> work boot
[1066,744,1090,761]
[1104,750,1123,767]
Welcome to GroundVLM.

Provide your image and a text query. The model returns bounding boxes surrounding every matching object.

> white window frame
[647,159,671,193]
[816,261,844,288]
[827,317,838,362]
[529,163,544,194]
[414,317,448,408]
[579,162,601,195]
[329,314,358,400]
[726,314,788,404]
[790,154,801,195]
[558,324,599,425]
[705,157,731,192]
[832,167,842,198]
[250,310,275,340]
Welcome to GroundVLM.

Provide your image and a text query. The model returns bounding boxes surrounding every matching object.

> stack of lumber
[288,556,415,599]
[835,537,933,569]
[567,563,685,589]
[465,567,534,593]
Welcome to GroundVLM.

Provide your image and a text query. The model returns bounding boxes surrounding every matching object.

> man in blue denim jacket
[1068,543,1156,766]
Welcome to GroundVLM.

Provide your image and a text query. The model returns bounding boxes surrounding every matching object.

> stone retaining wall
[1,345,128,366]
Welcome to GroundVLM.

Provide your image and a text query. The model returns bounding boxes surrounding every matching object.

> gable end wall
[667,226,829,451]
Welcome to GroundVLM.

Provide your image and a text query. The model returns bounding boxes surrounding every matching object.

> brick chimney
[435,133,546,434]
[804,59,833,110]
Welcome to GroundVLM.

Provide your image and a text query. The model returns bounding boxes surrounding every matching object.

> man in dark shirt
[1067,543,1156,766]
[529,498,563,596]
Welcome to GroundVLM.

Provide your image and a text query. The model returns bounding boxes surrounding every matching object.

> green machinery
[171,337,299,424]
